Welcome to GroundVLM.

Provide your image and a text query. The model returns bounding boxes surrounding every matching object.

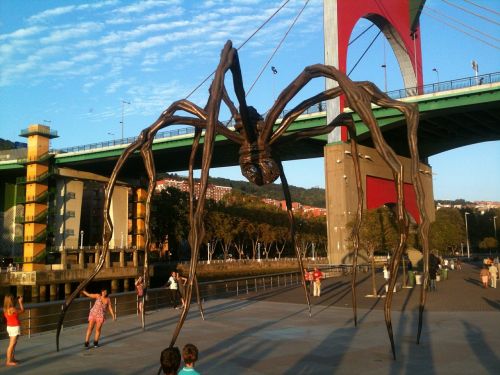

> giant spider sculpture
[57,40,430,360]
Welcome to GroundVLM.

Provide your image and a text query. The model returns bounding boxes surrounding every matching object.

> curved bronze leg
[276,158,311,316]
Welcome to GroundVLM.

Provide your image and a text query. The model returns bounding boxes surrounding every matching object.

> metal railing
[0,265,374,340]
[0,271,304,340]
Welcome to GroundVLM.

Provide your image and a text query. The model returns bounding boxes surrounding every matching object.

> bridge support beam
[324,142,435,264]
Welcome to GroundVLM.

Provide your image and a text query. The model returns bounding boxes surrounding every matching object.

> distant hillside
[207,176,326,208]
[159,173,326,207]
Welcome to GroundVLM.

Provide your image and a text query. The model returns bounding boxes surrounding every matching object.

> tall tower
[322,0,433,264]
[19,124,58,271]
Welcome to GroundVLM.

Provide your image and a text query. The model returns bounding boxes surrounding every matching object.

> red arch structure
[325,0,425,141]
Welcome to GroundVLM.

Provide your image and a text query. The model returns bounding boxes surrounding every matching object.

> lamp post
[207,242,211,264]
[432,68,440,89]
[120,231,124,249]
[80,230,84,250]
[120,100,130,139]
[257,242,261,262]
[494,216,498,254]
[465,212,471,258]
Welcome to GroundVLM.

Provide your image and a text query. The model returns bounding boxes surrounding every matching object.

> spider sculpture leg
[355,81,430,345]
[275,106,364,325]
[169,41,239,347]
[55,103,214,350]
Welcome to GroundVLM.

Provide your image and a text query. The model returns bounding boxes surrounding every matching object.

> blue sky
[0,0,499,201]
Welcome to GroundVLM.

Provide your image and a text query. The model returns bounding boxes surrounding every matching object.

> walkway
[1,262,499,374]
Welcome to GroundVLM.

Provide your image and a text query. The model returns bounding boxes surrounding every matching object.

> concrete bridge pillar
[31,285,39,301]
[65,283,72,296]
[133,250,138,267]
[120,249,125,267]
[39,285,47,301]
[95,249,101,265]
[324,143,435,264]
[50,284,57,300]
[78,249,85,269]
[124,278,130,292]
[111,279,119,293]
[16,285,24,298]
[105,251,111,268]
[60,248,67,270]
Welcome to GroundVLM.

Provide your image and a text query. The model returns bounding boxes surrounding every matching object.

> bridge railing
[386,71,500,100]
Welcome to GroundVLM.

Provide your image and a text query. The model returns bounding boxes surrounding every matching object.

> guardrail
[1,266,370,340]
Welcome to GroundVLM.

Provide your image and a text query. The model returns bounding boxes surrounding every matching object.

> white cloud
[114,0,180,15]
[40,22,103,44]
[28,0,119,23]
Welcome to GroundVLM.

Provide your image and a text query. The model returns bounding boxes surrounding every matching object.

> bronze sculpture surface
[56,40,430,360]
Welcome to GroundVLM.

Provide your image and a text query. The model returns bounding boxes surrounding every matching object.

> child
[179,343,200,375]
[160,346,181,375]
[3,294,24,366]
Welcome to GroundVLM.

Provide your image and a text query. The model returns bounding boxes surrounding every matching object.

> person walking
[3,294,24,366]
[479,265,490,288]
[488,262,498,288]
[312,267,323,297]
[82,288,116,348]
[166,271,180,309]
[135,276,145,316]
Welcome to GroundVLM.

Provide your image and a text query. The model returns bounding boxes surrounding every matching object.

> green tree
[429,208,464,255]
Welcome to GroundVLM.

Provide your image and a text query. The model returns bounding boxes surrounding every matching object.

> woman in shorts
[3,294,24,366]
[82,288,116,348]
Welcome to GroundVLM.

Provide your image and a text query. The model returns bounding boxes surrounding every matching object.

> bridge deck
[2,262,499,374]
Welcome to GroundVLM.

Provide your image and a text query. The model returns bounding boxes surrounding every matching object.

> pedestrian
[159,346,181,375]
[383,264,390,283]
[303,268,312,295]
[176,272,188,308]
[479,265,490,288]
[3,294,24,366]
[179,343,201,375]
[82,288,116,348]
[488,262,498,288]
[312,267,323,297]
[135,276,145,316]
[166,271,180,309]
[456,258,462,270]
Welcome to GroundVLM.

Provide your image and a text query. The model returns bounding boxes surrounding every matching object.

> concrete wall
[54,179,83,249]
[324,142,435,264]
[110,186,129,249]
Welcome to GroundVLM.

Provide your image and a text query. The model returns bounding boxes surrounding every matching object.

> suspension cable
[424,10,499,50]
[461,0,500,17]
[184,0,291,100]
[441,0,500,26]
[348,24,375,46]
[348,29,383,77]
[246,0,310,97]
[426,6,500,42]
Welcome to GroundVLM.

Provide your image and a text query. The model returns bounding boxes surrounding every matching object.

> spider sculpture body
[57,40,430,360]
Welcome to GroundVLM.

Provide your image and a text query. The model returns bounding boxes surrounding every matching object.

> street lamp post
[465,212,471,258]
[432,68,440,89]
[257,242,261,262]
[80,230,84,250]
[207,242,211,264]
[120,100,130,139]
[494,216,498,254]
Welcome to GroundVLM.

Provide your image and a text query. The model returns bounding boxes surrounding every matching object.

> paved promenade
[1,262,499,374]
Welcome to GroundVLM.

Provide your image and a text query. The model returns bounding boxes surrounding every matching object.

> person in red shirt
[3,294,24,366]
[312,267,323,297]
